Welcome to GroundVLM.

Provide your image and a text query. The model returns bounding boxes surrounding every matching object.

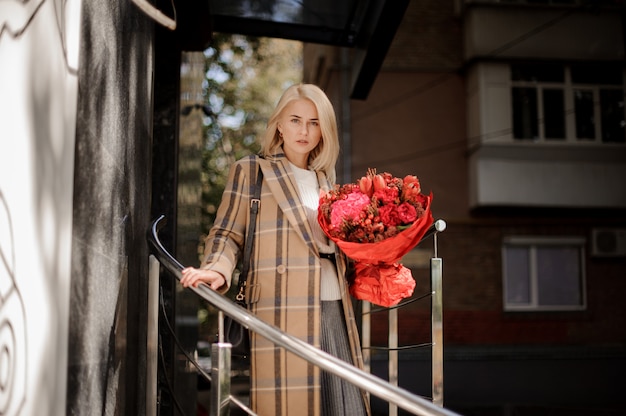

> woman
[181,84,370,416]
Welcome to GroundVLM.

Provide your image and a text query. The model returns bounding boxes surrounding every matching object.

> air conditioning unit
[591,228,626,257]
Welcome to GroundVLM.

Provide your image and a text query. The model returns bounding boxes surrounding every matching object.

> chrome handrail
[148,215,462,416]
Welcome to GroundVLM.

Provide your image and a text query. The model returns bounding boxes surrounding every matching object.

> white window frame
[511,64,625,144]
[463,0,583,5]
[511,82,567,141]
[502,236,587,312]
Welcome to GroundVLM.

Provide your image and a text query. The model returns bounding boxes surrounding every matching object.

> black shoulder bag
[223,166,263,357]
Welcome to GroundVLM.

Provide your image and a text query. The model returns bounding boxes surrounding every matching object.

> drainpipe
[341,47,352,184]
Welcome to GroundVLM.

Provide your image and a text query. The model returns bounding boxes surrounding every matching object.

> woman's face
[277,98,322,169]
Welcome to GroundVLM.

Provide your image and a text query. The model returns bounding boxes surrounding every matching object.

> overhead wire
[354,0,597,123]
[350,1,604,167]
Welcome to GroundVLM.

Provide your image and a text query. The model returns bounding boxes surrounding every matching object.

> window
[502,237,586,311]
[467,0,581,4]
[511,63,625,143]
[464,0,623,6]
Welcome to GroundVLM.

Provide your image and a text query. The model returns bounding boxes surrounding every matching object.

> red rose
[378,204,401,227]
[373,187,399,205]
[397,202,417,224]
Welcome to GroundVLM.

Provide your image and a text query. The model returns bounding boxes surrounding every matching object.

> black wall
[67,1,212,414]
[68,1,154,414]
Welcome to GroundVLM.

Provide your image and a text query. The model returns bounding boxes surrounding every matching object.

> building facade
[304,1,626,414]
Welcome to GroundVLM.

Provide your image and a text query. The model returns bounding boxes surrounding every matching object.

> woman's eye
[291,118,300,124]
[310,121,319,127]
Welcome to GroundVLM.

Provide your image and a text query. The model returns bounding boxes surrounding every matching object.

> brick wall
[370,220,626,347]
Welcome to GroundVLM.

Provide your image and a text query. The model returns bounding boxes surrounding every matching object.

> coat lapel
[257,153,318,254]
[316,170,332,194]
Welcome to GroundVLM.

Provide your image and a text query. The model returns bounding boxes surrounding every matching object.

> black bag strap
[235,165,263,302]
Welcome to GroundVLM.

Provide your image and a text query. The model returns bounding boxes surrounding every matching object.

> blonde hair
[261,84,339,184]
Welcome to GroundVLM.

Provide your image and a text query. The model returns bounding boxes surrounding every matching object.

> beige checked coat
[201,151,370,415]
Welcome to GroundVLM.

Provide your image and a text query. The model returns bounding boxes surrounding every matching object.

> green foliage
[200,34,302,232]
[195,35,302,343]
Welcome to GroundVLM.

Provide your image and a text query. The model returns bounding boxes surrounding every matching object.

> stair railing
[148,215,460,416]
[361,219,447,416]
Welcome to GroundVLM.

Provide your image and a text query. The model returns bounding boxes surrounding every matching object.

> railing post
[431,257,443,407]
[389,307,398,416]
[211,311,232,416]
[362,301,371,374]
[147,256,160,416]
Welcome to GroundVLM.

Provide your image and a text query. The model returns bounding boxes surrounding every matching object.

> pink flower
[330,192,371,228]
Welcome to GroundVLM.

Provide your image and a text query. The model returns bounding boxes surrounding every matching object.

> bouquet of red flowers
[318,169,433,307]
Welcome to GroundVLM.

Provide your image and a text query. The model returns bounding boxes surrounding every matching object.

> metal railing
[148,215,460,416]
[361,219,447,416]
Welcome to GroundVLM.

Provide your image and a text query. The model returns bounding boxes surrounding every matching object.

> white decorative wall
[0,1,82,415]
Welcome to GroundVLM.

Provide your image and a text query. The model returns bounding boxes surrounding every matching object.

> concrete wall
[464,6,624,61]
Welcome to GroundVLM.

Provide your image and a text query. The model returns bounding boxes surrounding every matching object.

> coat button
[276,264,287,274]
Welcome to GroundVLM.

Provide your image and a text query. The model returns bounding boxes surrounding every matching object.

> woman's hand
[180,267,226,291]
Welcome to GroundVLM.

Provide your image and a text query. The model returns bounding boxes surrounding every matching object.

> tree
[201,34,302,231]
[195,34,302,342]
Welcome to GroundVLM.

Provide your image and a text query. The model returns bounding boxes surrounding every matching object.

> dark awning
[179,0,409,99]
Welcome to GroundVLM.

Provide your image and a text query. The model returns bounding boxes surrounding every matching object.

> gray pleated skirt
[320,301,367,416]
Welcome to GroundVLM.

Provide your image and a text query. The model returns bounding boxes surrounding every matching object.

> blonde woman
[181,84,369,415]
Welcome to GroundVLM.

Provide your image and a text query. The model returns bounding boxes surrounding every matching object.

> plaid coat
[201,151,370,415]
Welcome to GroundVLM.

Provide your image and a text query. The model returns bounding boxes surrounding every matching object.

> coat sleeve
[200,160,251,292]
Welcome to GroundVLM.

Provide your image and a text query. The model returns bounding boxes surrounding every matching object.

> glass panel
[513,88,538,140]
[543,88,565,139]
[511,63,564,83]
[571,63,623,85]
[505,247,531,305]
[574,89,595,140]
[600,89,626,143]
[501,0,579,3]
[492,0,581,6]
[208,0,360,29]
[536,246,581,306]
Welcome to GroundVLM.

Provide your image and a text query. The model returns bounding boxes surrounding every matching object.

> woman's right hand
[180,267,226,291]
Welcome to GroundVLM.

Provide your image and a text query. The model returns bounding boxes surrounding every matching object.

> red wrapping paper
[351,263,416,307]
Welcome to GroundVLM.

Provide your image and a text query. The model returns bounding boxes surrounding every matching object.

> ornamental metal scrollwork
[0,191,27,416]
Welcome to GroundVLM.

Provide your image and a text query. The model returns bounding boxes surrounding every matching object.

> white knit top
[289,162,341,300]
